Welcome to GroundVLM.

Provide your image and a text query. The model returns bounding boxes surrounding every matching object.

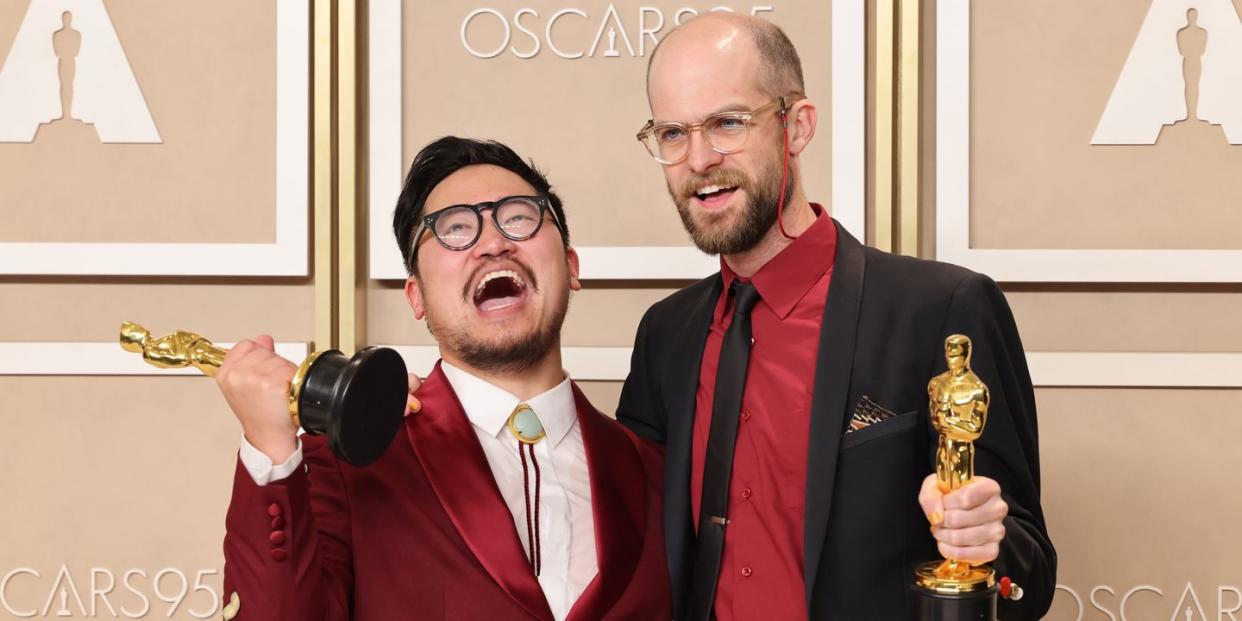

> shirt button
[742,487,753,500]
[741,410,752,422]
[741,566,753,577]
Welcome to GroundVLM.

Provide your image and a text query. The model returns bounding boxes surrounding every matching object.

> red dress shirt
[690,205,837,621]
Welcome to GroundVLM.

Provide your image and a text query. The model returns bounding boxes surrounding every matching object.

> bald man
[617,14,1055,620]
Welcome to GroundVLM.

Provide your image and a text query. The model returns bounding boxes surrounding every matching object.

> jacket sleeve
[221,435,353,620]
[938,272,1057,621]
[617,308,668,444]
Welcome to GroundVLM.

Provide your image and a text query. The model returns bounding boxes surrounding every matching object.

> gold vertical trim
[896,0,922,257]
[874,0,896,253]
[312,0,336,351]
[337,0,364,355]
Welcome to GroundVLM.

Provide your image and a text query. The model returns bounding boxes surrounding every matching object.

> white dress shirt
[238,362,599,621]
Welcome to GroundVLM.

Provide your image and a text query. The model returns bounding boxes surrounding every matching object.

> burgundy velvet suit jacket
[222,364,671,620]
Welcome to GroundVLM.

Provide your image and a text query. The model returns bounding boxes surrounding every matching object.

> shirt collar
[440,361,577,448]
[720,203,838,319]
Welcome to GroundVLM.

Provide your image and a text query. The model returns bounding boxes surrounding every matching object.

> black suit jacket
[617,221,1056,620]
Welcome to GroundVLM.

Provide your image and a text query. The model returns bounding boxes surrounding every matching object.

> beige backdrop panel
[1006,289,1242,352]
[971,0,1242,250]
[0,1,277,244]
[0,278,312,619]
[1,377,242,619]
[1041,388,1242,621]
[400,1,834,248]
[0,282,313,342]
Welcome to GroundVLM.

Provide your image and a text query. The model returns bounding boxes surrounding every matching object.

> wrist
[244,428,298,464]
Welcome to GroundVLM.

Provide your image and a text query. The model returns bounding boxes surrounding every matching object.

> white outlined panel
[388,345,1242,388]
[0,342,310,375]
[368,0,867,280]
[935,0,1242,283]
[0,0,309,276]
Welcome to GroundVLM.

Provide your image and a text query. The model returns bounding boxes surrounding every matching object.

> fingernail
[408,397,421,413]
[929,511,943,526]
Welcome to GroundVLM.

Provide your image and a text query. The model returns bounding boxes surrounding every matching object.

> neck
[442,342,567,401]
[722,190,817,278]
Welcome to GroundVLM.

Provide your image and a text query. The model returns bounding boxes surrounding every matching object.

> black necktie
[690,281,761,621]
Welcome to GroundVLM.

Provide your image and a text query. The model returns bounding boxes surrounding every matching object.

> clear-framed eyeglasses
[407,195,564,264]
[635,96,790,165]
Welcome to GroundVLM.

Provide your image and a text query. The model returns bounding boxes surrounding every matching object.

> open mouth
[694,183,739,209]
[472,269,529,312]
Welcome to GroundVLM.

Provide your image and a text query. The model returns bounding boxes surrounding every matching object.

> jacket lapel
[565,384,644,621]
[662,275,722,618]
[802,221,866,607]
[408,363,554,621]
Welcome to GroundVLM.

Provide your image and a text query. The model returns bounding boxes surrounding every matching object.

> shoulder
[596,407,664,457]
[619,420,667,466]
[630,273,719,345]
[860,248,1004,313]
[863,247,979,294]
[618,420,667,488]
[582,406,666,475]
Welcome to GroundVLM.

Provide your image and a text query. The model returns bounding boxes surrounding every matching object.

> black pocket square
[847,396,899,433]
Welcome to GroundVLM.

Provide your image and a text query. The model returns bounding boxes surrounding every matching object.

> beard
[669,156,795,255]
[420,270,570,375]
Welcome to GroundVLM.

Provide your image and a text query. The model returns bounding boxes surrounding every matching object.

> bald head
[647,13,805,103]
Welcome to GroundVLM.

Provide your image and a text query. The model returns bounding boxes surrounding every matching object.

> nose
[471,210,518,258]
[684,129,723,174]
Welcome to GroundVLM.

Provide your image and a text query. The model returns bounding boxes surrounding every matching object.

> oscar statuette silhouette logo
[53,11,80,123]
[1093,0,1242,145]
[1179,8,1209,124]
[0,0,161,143]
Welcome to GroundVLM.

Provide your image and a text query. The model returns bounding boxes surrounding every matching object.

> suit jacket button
[267,503,282,517]
[271,548,288,562]
[270,531,287,545]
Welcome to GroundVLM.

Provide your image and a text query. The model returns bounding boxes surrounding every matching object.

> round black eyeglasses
[407,195,564,264]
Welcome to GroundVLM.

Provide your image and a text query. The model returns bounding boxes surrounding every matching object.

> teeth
[474,269,526,295]
[696,184,735,196]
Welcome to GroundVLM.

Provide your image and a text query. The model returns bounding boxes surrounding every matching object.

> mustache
[678,168,750,202]
[461,257,538,300]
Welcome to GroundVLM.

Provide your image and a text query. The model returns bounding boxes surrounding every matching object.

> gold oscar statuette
[119,320,311,423]
[118,321,409,467]
[912,334,1000,620]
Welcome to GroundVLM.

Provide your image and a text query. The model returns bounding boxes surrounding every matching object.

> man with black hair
[216,136,671,620]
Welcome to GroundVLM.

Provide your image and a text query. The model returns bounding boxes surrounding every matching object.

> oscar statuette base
[912,561,997,621]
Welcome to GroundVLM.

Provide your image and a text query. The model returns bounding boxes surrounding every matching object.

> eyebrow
[655,102,753,125]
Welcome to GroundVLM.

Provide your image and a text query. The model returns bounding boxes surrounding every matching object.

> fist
[216,335,298,462]
[919,474,1008,564]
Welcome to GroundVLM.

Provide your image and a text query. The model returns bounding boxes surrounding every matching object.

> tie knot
[730,282,761,317]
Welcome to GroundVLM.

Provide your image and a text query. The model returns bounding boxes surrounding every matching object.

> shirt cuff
[238,434,303,486]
